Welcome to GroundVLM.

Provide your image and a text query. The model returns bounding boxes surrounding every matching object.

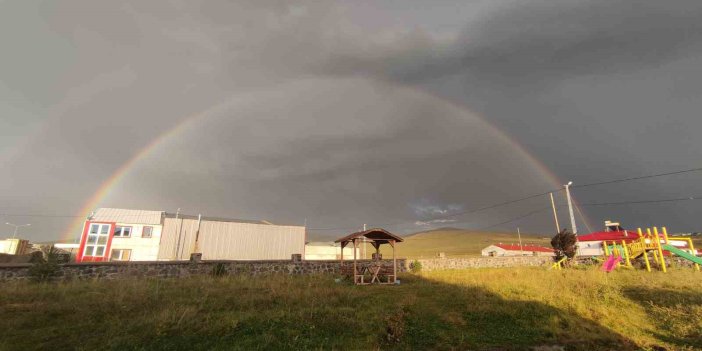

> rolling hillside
[379,228,552,259]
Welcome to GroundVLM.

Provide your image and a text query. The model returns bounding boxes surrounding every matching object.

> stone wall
[0,259,407,282]
[413,256,553,271]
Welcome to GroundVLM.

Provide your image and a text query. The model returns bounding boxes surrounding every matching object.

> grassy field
[2,267,701,350]
[379,228,552,259]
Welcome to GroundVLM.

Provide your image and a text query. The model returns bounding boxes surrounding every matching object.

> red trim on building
[76,221,115,262]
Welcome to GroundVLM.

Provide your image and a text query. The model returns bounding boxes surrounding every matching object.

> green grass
[379,228,552,259]
[2,267,701,350]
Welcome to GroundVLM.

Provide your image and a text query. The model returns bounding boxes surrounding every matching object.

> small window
[110,249,131,261]
[142,226,153,238]
[114,226,132,238]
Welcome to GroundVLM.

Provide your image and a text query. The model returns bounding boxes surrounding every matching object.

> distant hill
[378,228,552,259]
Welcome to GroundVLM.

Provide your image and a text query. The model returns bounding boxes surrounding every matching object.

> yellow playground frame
[602,226,700,272]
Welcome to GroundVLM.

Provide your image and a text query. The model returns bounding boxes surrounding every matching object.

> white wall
[109,224,163,261]
[577,241,604,256]
[0,239,29,255]
[481,245,554,257]
[305,243,359,260]
[157,218,306,260]
[481,245,506,257]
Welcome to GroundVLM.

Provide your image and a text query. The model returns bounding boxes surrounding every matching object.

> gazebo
[335,228,404,285]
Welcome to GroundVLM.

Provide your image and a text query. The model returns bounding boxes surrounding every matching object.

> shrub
[410,260,422,273]
[28,245,60,283]
[551,228,578,262]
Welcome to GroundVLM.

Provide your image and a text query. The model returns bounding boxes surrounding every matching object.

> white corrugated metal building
[76,208,305,262]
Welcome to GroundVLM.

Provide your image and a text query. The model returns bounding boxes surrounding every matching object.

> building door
[80,223,113,261]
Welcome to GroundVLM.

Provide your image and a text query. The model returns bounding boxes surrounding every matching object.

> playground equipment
[551,257,567,270]
[601,255,621,272]
[602,226,701,272]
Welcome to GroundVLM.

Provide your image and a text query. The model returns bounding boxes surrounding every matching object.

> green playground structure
[662,244,702,266]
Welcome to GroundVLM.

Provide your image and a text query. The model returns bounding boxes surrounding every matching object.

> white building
[305,242,360,260]
[481,243,555,257]
[0,238,30,255]
[77,208,305,262]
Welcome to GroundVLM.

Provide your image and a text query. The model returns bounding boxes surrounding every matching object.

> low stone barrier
[413,256,553,271]
[0,256,558,281]
[0,259,407,282]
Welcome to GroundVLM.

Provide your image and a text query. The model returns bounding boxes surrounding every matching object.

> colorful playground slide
[662,244,702,265]
[602,255,621,272]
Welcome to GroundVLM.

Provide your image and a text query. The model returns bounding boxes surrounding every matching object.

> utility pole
[517,227,523,255]
[549,193,560,233]
[5,222,30,239]
[564,181,577,235]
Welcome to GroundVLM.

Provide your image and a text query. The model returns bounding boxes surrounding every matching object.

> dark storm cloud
[318,0,702,86]
[2,0,702,242]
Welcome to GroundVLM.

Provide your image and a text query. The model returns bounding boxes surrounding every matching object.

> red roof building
[481,243,554,257]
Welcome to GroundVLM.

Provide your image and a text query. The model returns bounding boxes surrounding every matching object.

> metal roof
[163,212,269,225]
[91,208,164,225]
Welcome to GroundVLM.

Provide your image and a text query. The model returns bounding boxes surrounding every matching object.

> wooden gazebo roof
[334,228,404,245]
[335,228,402,285]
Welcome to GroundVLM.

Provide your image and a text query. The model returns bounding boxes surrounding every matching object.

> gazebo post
[391,239,396,283]
[340,241,346,263]
[353,238,358,284]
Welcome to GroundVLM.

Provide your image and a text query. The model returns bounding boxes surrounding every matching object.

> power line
[572,167,702,189]
[580,195,702,207]
[477,207,552,230]
[307,188,563,231]
[5,166,702,231]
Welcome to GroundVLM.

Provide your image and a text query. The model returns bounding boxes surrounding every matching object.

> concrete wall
[0,259,406,282]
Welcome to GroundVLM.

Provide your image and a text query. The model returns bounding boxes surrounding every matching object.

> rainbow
[61,81,592,241]
[60,100,238,242]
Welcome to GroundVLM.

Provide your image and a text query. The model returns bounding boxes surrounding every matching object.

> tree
[551,228,578,261]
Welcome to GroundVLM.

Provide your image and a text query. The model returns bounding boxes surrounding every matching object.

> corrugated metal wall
[157,218,305,260]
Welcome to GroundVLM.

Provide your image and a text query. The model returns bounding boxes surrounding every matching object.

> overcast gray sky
[2,0,701,242]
